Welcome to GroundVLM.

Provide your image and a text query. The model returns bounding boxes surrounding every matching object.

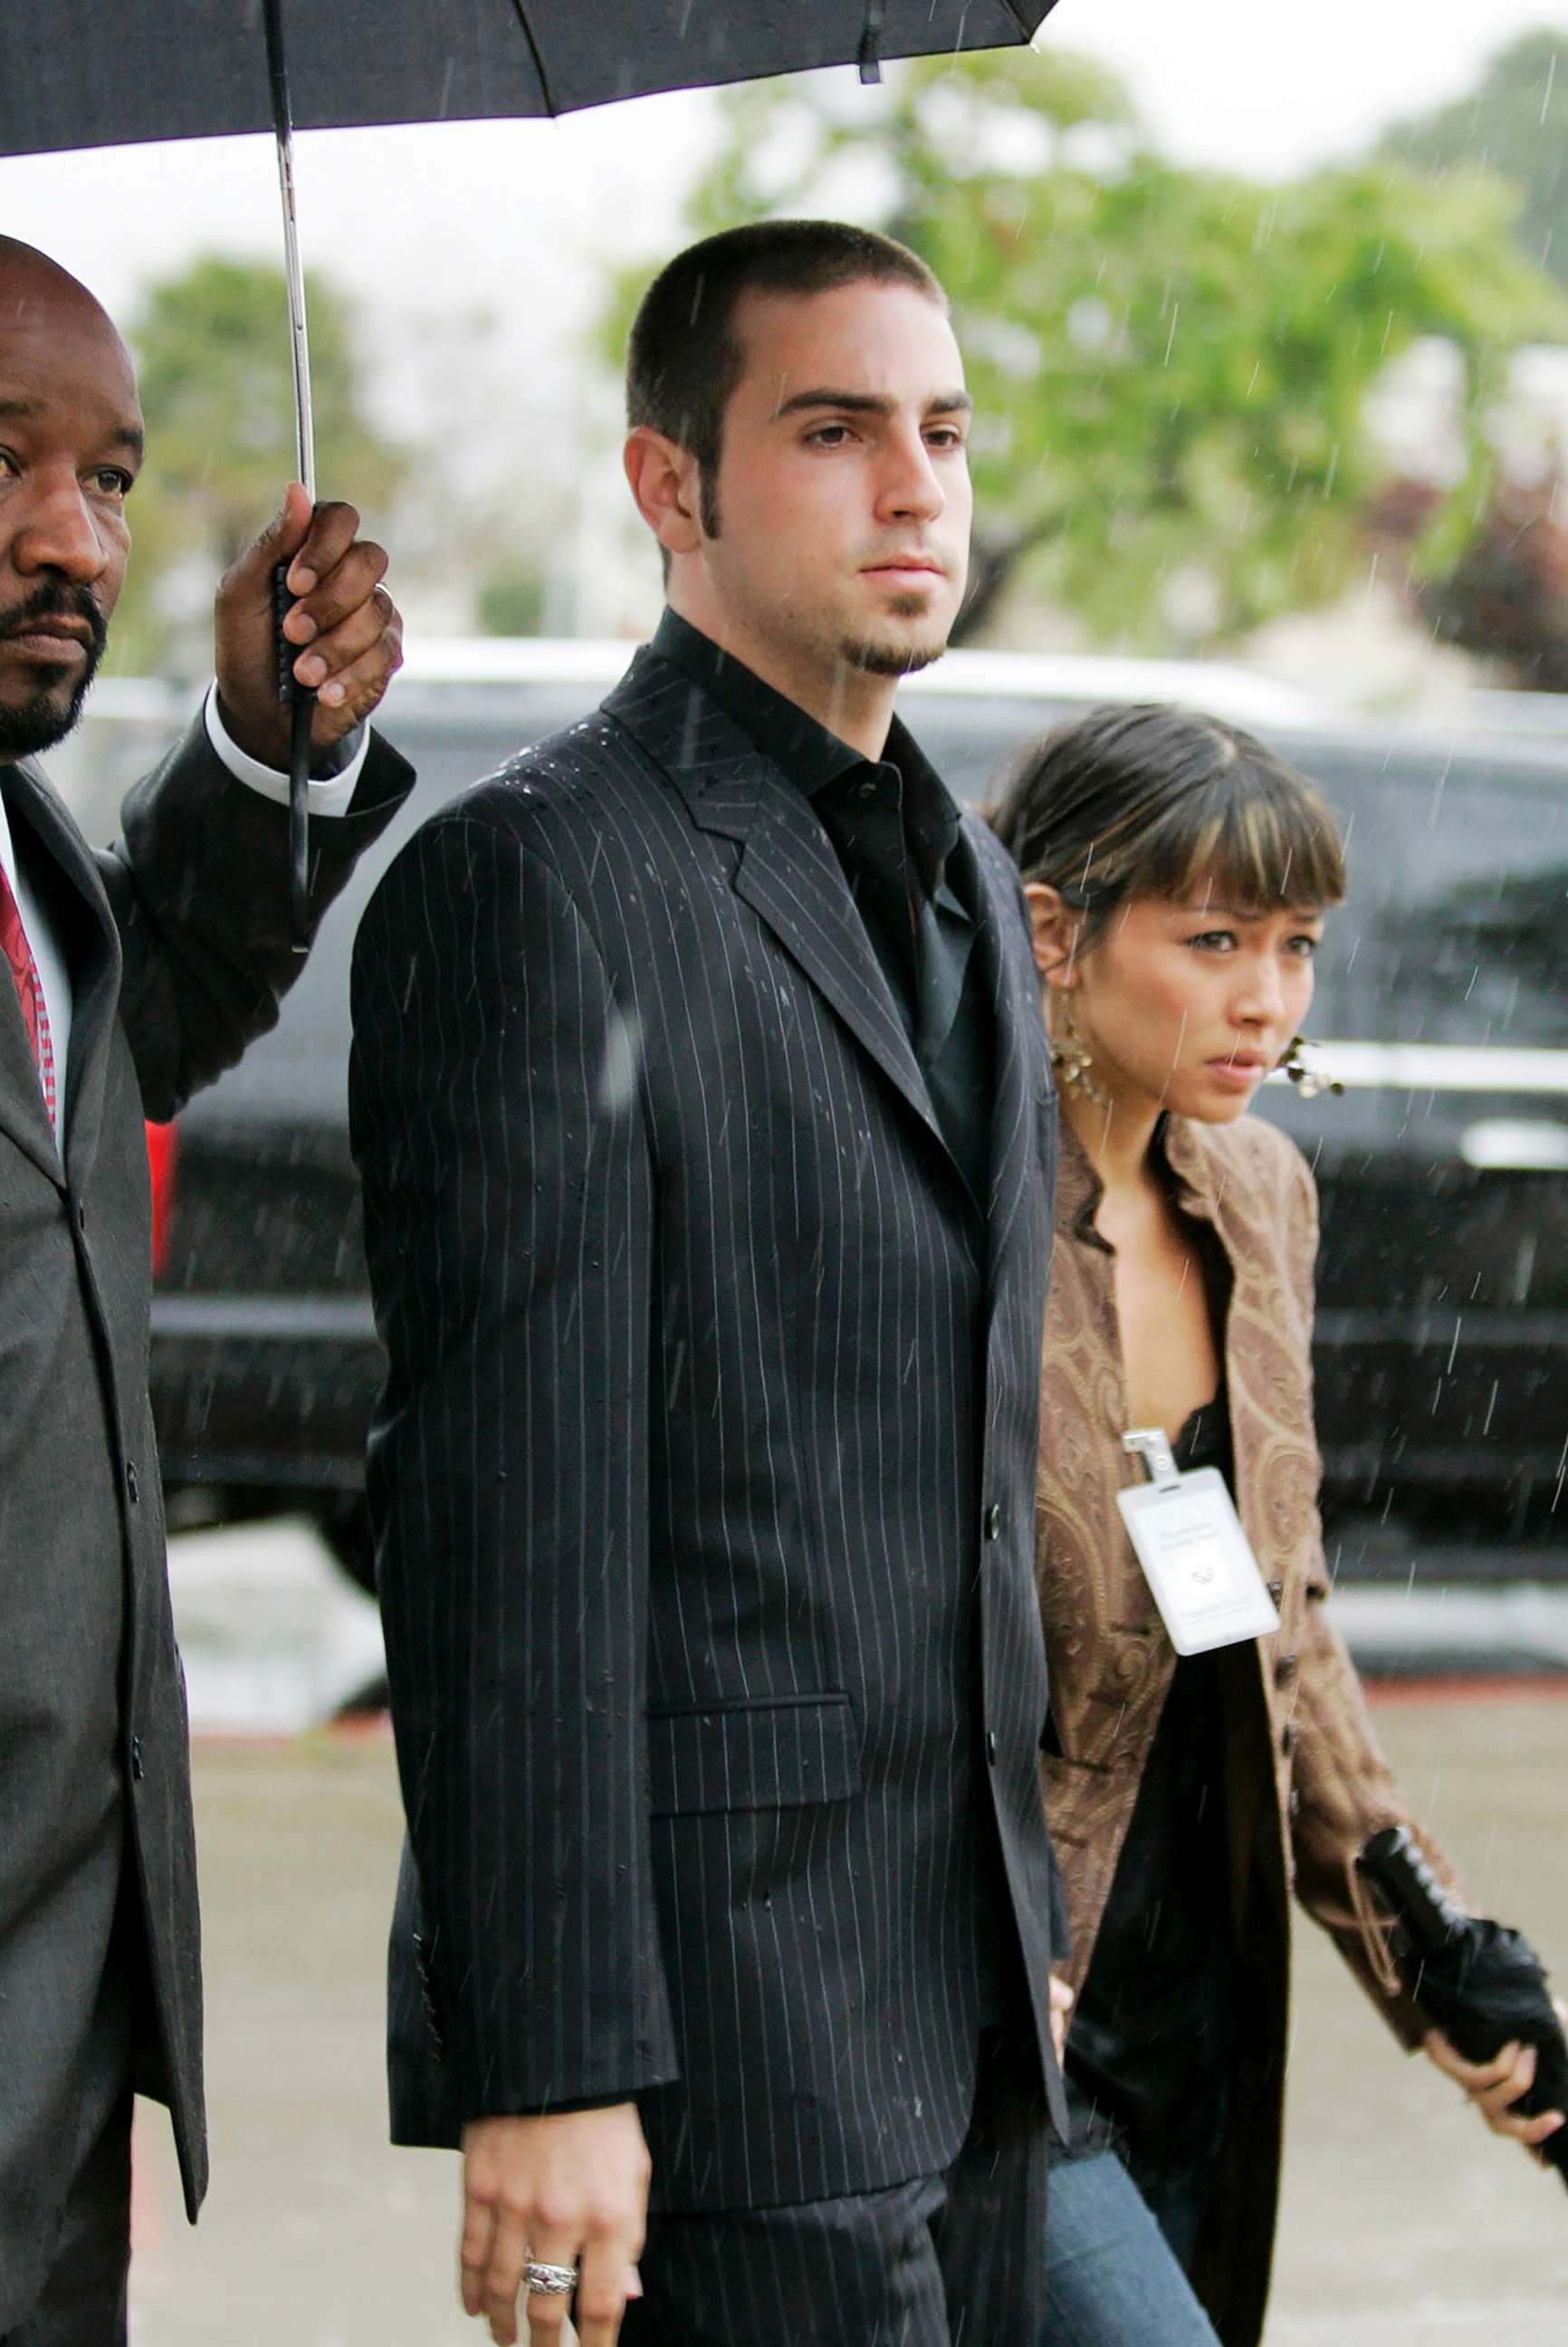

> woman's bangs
[1155,774,1346,913]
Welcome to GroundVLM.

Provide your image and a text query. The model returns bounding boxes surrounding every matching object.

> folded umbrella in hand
[1357,1825,1568,2187]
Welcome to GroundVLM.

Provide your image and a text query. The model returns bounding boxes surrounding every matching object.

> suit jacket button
[129,1737,145,1781]
[1274,1652,1297,1685]
[984,1503,1002,1541]
[986,1729,999,1767]
[125,1461,139,1504]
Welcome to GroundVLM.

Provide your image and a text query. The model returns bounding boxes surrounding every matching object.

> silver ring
[524,2260,578,2298]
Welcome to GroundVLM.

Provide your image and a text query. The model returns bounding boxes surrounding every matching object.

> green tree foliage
[112,256,406,674]
[601,54,1563,648]
[477,560,549,637]
[1383,32,1568,286]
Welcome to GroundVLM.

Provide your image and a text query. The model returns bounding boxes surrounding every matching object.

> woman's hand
[1422,2000,1568,2158]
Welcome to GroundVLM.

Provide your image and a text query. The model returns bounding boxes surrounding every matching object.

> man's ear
[1024,882,1082,991]
[624,426,703,559]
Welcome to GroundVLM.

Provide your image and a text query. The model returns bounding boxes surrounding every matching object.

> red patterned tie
[0,859,57,1131]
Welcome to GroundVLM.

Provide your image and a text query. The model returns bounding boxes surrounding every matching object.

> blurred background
[6,1,1568,2336]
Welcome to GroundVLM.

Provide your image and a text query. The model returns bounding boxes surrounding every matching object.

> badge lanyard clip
[1123,1426,1181,1491]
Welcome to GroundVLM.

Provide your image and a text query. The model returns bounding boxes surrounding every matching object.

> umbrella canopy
[1,0,1061,154]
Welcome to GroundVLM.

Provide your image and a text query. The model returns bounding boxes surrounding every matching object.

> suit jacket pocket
[647,1692,860,1817]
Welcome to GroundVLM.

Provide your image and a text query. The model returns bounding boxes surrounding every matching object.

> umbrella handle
[273,562,315,951]
[287,693,313,953]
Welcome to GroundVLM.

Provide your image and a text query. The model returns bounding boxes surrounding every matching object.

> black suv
[72,653,1568,1592]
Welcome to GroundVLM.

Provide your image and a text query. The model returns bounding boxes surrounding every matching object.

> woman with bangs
[990,705,1562,2347]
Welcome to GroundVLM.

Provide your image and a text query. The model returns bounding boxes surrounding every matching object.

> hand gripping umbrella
[1,0,1064,943]
[1358,1825,1568,2190]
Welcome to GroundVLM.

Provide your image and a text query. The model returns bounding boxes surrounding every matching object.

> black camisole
[1053,1391,1237,2185]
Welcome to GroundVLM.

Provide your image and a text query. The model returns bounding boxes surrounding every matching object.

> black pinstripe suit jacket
[349,647,1066,2213]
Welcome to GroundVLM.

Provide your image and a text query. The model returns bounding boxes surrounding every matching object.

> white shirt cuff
[203,684,367,818]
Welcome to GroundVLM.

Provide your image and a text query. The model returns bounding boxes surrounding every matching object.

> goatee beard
[839,631,950,679]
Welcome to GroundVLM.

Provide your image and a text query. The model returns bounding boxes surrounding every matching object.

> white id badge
[1115,1427,1281,1658]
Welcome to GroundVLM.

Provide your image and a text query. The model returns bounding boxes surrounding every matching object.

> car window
[1279,737,1568,1049]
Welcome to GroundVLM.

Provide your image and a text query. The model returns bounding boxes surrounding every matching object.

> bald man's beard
[0,587,109,760]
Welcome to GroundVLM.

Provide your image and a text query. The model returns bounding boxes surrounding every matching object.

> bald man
[0,239,412,2343]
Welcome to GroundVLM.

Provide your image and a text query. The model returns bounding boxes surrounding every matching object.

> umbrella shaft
[272,125,316,502]
[263,0,316,503]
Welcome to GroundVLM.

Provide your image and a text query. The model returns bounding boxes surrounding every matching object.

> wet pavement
[122,1527,1568,2344]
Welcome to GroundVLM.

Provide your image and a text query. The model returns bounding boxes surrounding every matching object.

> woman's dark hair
[626,220,945,537]
[988,702,1346,937]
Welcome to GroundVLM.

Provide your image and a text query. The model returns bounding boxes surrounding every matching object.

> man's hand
[1423,2003,1568,2159]
[460,2105,651,2347]
[1048,1970,1075,2066]
[213,481,401,769]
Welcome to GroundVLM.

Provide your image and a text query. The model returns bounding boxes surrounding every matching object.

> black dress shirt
[653,611,995,1207]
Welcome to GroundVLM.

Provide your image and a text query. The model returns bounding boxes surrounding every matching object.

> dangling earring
[1050,997,1108,1106]
[1281,1034,1344,1100]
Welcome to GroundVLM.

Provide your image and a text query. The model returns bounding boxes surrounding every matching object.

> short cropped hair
[626,220,946,533]
[988,702,1346,934]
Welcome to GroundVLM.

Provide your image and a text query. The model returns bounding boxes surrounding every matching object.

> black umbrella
[1,0,1063,937]
[1358,1826,1568,2190]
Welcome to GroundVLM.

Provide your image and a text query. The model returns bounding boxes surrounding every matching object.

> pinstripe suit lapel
[606,652,947,1153]
[730,797,950,1149]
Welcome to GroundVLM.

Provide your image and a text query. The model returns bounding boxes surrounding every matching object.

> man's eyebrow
[770,387,973,420]
[0,397,144,460]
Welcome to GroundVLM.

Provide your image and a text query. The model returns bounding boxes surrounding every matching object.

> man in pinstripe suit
[350,222,1069,2347]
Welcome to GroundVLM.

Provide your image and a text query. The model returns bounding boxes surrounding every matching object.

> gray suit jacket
[352,649,1066,2215]
[0,715,412,2326]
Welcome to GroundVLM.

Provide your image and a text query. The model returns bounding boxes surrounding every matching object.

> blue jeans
[1043,2151,1220,2347]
